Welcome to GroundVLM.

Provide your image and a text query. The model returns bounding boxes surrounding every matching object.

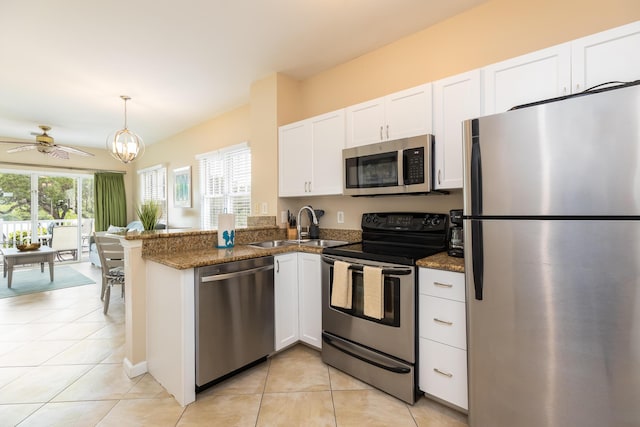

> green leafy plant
[136,201,161,231]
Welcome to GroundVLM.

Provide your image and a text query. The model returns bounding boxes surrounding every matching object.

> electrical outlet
[281,211,287,224]
[261,202,268,214]
[337,211,344,224]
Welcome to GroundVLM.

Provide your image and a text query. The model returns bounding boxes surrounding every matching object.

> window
[137,165,167,223]
[197,142,251,228]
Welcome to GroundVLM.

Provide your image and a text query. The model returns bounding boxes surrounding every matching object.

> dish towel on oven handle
[330,260,352,309]
[363,266,384,319]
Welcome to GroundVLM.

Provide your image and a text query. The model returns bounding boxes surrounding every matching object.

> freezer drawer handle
[433,368,453,378]
[433,318,453,326]
[471,220,484,300]
[433,281,453,288]
[322,334,411,374]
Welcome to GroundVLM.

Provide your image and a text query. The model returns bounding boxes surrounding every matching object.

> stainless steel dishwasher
[195,256,274,391]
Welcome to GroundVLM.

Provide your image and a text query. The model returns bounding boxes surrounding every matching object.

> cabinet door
[297,253,322,349]
[274,253,299,351]
[309,109,345,196]
[419,268,465,303]
[483,44,571,114]
[279,121,312,197]
[419,295,467,350]
[433,70,482,190]
[419,338,468,410]
[572,21,640,93]
[345,97,385,148]
[385,83,433,140]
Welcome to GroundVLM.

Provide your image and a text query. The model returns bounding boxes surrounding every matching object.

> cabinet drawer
[419,268,465,302]
[419,338,468,410]
[419,295,466,350]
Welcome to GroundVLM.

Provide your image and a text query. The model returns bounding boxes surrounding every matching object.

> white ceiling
[0,0,485,150]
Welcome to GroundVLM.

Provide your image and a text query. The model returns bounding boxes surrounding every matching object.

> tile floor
[0,262,469,427]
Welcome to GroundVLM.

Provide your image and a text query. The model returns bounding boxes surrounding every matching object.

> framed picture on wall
[173,166,191,208]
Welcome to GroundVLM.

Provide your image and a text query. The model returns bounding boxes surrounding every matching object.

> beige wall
[299,0,640,117]
[135,105,250,228]
[139,0,640,230]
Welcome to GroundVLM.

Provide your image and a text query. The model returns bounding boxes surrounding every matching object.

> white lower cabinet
[298,253,322,348]
[419,338,468,410]
[418,267,468,410]
[274,252,322,351]
[274,253,299,351]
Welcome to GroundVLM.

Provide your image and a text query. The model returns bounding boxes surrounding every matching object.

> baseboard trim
[124,358,148,378]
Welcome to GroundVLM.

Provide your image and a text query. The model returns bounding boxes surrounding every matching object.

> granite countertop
[416,252,465,273]
[145,242,465,273]
[144,243,325,270]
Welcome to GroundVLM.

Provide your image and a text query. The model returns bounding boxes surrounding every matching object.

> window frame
[197,142,251,229]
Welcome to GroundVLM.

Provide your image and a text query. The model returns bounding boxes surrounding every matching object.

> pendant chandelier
[107,95,144,163]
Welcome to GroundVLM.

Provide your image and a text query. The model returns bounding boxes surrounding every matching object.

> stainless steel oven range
[321,212,448,404]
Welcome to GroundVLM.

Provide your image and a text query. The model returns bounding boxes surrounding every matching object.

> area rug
[0,266,95,299]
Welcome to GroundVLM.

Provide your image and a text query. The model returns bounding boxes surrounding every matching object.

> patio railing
[0,219,92,248]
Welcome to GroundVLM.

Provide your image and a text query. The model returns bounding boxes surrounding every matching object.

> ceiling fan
[0,125,94,160]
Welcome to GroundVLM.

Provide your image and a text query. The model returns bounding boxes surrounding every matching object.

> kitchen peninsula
[117,226,461,407]
[118,225,346,406]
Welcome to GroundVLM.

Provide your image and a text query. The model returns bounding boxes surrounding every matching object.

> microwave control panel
[403,147,425,185]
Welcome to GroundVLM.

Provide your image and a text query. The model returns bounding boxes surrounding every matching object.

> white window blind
[197,143,251,229]
[137,165,167,223]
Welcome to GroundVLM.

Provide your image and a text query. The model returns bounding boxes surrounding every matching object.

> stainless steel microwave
[343,134,434,196]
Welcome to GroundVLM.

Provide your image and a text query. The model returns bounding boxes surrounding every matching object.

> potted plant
[136,200,161,231]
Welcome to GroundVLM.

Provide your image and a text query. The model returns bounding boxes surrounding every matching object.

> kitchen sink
[248,240,298,249]
[248,239,348,249]
[299,239,349,248]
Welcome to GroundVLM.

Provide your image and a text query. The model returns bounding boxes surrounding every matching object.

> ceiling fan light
[107,95,145,164]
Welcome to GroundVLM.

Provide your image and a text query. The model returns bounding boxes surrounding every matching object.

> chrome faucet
[297,205,318,242]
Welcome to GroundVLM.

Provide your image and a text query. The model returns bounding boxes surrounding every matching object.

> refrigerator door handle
[471,219,484,300]
[470,119,482,215]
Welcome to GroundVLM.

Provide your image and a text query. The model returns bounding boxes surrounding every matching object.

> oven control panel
[362,212,447,232]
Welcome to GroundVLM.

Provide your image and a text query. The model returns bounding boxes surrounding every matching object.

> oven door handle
[322,334,411,374]
[321,256,413,276]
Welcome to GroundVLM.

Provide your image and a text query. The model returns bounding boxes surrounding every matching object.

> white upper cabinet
[278,109,345,197]
[433,70,482,190]
[571,21,640,93]
[279,121,312,196]
[484,21,640,115]
[309,110,346,196]
[483,44,572,115]
[346,83,432,148]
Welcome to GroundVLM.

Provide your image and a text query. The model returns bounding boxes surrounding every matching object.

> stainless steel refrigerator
[463,82,640,427]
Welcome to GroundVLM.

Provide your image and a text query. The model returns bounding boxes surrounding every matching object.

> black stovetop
[323,212,448,266]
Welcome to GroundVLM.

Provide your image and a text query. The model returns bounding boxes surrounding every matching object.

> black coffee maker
[448,209,464,258]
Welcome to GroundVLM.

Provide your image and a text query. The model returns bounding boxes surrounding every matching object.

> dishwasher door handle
[200,264,274,283]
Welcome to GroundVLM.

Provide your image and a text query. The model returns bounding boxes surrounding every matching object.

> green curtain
[94,172,127,231]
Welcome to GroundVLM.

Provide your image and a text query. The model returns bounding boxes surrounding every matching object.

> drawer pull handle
[433,318,453,326]
[433,281,453,288]
[433,368,453,378]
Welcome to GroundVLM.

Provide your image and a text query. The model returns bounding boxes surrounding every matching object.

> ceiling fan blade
[49,149,70,160]
[7,144,37,153]
[0,139,37,145]
[56,144,94,157]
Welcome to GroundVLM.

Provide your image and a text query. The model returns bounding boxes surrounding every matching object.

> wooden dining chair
[93,233,125,314]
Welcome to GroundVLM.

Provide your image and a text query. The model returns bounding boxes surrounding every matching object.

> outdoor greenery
[0,172,94,222]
